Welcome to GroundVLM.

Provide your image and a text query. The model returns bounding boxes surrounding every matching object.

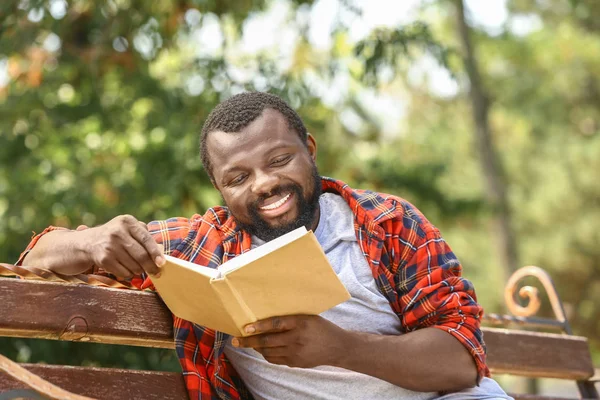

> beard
[230,165,322,242]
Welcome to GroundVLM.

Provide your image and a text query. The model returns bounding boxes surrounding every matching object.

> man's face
[206,108,321,242]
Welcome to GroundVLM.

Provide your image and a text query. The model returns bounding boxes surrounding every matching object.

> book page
[218,226,308,276]
[150,229,349,337]
[225,232,350,321]
[151,255,241,335]
[162,254,220,279]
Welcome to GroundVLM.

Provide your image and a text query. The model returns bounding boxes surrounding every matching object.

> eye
[270,155,291,166]
[228,174,247,186]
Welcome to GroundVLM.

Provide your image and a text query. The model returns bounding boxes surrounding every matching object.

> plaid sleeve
[130,217,195,290]
[397,221,489,382]
[146,217,193,255]
[16,219,195,290]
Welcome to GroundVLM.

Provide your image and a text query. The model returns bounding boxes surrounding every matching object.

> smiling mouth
[259,193,291,211]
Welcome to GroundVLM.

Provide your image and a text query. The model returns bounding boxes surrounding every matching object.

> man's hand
[231,315,349,368]
[79,215,165,279]
[23,214,165,277]
[232,316,478,392]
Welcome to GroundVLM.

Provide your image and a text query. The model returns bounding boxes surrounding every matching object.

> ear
[206,166,220,191]
[210,178,219,191]
[307,133,317,161]
[210,180,225,204]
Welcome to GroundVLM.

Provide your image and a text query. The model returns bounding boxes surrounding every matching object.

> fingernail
[153,271,161,278]
[245,325,255,334]
[232,338,240,347]
[155,255,165,266]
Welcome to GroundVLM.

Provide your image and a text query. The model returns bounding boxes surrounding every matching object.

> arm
[337,325,477,392]
[235,213,485,392]
[20,215,164,278]
[233,314,476,393]
[392,221,487,389]
[20,228,95,275]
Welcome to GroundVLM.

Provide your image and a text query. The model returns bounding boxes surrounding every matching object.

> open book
[151,227,350,337]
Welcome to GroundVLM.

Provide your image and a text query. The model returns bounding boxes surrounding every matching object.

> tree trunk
[454,0,519,280]
[454,0,535,394]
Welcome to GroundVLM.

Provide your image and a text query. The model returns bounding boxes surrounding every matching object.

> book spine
[210,277,256,336]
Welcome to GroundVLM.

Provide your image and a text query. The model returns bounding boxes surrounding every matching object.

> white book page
[163,254,220,279]
[218,226,308,275]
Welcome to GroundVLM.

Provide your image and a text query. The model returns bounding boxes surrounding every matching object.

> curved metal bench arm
[483,265,572,334]
[483,266,599,399]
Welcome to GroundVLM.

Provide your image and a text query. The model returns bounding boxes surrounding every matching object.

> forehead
[206,108,303,168]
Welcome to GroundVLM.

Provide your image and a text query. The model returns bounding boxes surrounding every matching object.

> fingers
[231,334,290,365]
[89,215,166,278]
[233,331,290,349]
[127,220,165,276]
[116,247,145,276]
[244,315,300,335]
[107,260,138,280]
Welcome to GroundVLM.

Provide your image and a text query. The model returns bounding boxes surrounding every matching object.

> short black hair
[200,92,308,181]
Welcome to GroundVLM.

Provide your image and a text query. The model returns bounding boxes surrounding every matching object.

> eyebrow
[264,143,293,156]
[219,143,295,179]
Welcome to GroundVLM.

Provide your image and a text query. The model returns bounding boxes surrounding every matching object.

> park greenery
[1,0,599,393]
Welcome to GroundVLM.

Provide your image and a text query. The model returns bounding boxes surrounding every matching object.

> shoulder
[379,193,435,238]
[321,177,438,240]
[356,189,440,246]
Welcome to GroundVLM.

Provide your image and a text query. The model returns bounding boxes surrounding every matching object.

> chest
[319,239,402,335]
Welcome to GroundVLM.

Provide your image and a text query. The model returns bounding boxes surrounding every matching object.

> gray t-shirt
[224,193,512,400]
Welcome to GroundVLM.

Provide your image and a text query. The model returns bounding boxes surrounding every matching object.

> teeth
[260,193,291,210]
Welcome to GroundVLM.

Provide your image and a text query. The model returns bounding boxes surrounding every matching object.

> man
[20,92,511,399]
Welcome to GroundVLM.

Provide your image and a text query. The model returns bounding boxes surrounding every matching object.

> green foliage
[0,337,180,371]
[0,0,324,371]
[399,0,600,347]
[355,22,454,86]
[1,0,599,377]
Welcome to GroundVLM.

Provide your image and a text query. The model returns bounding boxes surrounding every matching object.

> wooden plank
[0,278,174,348]
[484,327,595,380]
[0,366,589,400]
[1,278,596,382]
[0,364,187,400]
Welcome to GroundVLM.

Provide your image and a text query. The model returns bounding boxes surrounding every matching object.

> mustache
[250,184,301,210]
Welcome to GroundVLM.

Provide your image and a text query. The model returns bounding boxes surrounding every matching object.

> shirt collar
[214,176,400,243]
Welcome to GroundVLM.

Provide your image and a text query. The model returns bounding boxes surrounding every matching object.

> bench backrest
[0,277,597,400]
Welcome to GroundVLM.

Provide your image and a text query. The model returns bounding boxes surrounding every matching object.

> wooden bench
[0,265,598,400]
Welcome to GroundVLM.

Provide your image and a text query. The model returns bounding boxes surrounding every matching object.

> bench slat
[0,278,595,381]
[0,364,187,400]
[484,327,595,380]
[0,365,589,400]
[0,278,174,348]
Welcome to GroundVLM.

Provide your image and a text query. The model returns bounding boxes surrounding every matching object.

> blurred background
[1,0,599,396]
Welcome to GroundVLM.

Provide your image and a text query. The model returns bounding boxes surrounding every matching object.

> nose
[251,169,279,196]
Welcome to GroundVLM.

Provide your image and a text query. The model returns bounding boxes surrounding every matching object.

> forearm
[334,327,478,392]
[21,230,92,275]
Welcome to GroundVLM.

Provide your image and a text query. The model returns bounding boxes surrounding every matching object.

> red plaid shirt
[20,177,489,399]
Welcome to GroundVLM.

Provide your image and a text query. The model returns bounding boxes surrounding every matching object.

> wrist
[69,228,91,258]
[60,229,95,274]
[330,329,363,369]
